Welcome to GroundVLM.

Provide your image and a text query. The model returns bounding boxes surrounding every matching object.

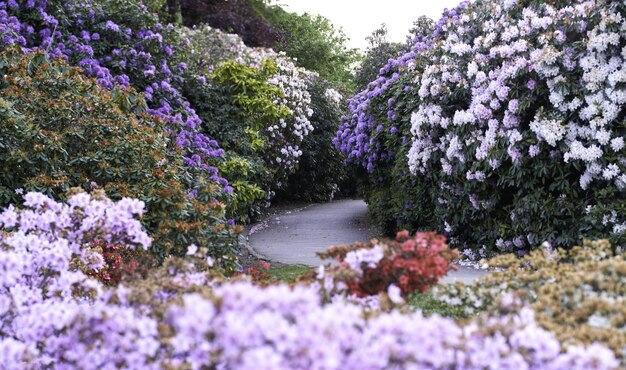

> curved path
[247,199,487,284]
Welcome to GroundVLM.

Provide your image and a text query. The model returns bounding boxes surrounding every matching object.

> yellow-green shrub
[435,239,626,364]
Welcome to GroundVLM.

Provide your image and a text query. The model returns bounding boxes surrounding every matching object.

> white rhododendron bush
[0,192,620,369]
[336,0,626,254]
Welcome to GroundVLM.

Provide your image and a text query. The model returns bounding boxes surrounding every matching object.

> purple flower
[105,20,119,32]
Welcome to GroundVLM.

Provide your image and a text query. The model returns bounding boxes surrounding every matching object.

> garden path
[246,199,487,284]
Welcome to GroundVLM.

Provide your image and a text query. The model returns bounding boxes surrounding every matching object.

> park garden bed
[0,0,624,368]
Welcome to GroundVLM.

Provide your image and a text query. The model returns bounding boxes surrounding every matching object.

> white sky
[276,0,463,50]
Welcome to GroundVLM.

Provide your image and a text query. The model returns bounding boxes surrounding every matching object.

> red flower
[396,230,410,240]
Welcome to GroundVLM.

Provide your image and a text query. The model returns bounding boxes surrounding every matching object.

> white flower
[602,164,620,180]
[530,117,565,147]
[610,137,624,152]
[316,265,325,279]
[587,314,611,329]
[343,245,385,274]
[186,244,198,256]
[387,284,404,304]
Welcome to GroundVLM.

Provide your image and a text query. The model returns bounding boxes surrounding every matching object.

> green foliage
[267,265,311,282]
[165,0,282,48]
[218,153,267,222]
[167,0,360,90]
[407,292,469,319]
[0,50,237,262]
[211,60,290,130]
[407,16,434,41]
[434,239,626,363]
[143,0,175,23]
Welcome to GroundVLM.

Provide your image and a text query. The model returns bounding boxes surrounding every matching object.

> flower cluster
[183,25,314,173]
[264,56,313,170]
[165,282,618,370]
[407,0,625,189]
[333,34,430,172]
[0,191,160,368]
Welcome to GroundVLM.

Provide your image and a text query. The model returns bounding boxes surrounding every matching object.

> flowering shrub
[276,77,352,202]
[181,50,314,219]
[180,24,356,213]
[0,196,619,369]
[336,0,626,252]
[0,191,160,369]
[210,58,309,176]
[164,284,618,370]
[317,231,459,300]
[0,0,229,186]
[0,0,343,229]
[0,50,237,260]
[434,239,626,365]
[0,0,349,224]
[183,25,314,175]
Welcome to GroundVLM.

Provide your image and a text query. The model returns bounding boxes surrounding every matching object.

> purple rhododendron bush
[335,0,626,254]
[0,193,620,369]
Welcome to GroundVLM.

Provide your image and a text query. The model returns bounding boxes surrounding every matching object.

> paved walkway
[247,199,487,284]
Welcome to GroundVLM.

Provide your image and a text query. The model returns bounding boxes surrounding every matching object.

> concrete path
[247,199,487,284]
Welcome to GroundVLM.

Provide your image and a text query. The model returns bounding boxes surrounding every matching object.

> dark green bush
[354,24,405,92]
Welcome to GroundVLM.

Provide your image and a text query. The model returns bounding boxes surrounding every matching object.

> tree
[407,16,434,41]
[258,4,360,92]
[165,0,282,48]
[354,24,404,91]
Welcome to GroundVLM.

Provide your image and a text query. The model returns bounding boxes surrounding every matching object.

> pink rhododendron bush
[335,0,626,254]
[0,193,620,369]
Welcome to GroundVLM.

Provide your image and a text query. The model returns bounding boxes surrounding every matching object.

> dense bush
[276,78,351,202]
[179,26,320,219]
[165,0,359,90]
[0,50,237,260]
[435,239,626,366]
[317,230,459,301]
[0,194,619,369]
[336,0,626,253]
[257,5,360,91]
[0,0,228,189]
[180,23,357,211]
